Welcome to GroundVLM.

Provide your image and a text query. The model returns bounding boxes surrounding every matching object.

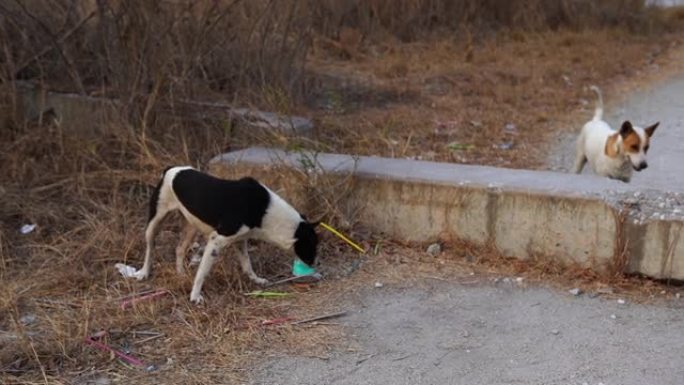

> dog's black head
[293,219,320,267]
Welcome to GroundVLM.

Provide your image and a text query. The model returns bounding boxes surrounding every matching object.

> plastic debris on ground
[20,224,36,234]
[115,263,139,278]
[85,330,156,371]
[426,243,441,256]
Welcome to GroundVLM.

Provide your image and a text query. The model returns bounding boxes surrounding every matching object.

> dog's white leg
[239,240,269,285]
[573,155,587,174]
[136,210,169,280]
[190,232,230,303]
[573,138,587,174]
[175,223,197,274]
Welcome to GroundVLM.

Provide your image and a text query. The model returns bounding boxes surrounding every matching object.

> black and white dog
[136,166,320,303]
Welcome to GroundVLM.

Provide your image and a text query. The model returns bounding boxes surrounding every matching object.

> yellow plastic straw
[320,222,365,254]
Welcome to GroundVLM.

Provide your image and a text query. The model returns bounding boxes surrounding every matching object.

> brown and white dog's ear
[605,133,621,158]
[619,121,634,138]
[645,122,659,137]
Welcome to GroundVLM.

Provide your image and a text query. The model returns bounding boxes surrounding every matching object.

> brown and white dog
[573,86,659,183]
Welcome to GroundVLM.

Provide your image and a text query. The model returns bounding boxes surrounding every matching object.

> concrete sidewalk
[251,282,684,385]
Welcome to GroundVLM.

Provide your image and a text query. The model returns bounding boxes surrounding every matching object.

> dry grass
[308,29,681,169]
[2,1,684,383]
[0,0,678,109]
[0,118,355,384]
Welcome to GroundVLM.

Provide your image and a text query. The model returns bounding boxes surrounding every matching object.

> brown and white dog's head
[606,120,659,171]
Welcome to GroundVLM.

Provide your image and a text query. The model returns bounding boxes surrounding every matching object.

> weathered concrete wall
[625,219,684,279]
[209,147,684,280]
[8,83,312,135]
[14,84,121,135]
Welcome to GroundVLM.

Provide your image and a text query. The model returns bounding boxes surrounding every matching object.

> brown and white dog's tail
[589,85,603,121]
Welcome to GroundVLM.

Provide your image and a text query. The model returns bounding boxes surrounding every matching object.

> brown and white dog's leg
[239,240,269,285]
[175,223,197,274]
[573,137,588,174]
[573,155,587,174]
[190,232,232,303]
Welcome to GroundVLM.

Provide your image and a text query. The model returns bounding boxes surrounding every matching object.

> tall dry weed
[0,0,672,122]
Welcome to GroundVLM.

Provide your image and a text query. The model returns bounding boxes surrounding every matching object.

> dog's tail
[589,85,603,121]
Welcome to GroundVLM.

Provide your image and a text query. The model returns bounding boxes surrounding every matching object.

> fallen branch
[291,311,347,325]
[243,290,291,298]
[133,333,165,345]
[261,316,295,326]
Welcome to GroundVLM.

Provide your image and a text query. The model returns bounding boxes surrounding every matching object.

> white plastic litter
[20,224,36,234]
[115,263,139,278]
[20,314,37,326]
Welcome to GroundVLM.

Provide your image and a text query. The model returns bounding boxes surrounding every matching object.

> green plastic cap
[292,258,317,277]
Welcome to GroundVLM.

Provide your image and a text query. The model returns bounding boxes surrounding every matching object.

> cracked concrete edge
[209,147,684,280]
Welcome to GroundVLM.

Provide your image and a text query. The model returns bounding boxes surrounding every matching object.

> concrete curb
[209,147,684,280]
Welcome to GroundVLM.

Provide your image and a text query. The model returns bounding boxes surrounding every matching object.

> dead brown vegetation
[0,0,676,111]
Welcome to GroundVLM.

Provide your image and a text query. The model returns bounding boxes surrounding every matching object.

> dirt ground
[240,237,683,385]
[251,281,684,385]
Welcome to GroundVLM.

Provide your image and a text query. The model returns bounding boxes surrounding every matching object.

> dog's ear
[645,122,659,137]
[605,133,621,158]
[619,121,634,138]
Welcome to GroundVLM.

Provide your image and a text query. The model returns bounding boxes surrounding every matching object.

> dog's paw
[190,292,204,304]
[133,270,149,281]
[253,277,269,286]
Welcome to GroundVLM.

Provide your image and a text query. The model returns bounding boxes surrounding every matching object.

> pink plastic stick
[84,335,146,367]
[120,289,168,310]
